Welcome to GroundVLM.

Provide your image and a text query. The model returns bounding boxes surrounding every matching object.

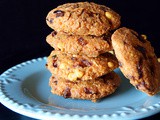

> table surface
[0,0,160,120]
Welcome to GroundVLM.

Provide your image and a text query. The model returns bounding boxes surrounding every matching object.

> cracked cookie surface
[49,71,121,102]
[112,27,160,95]
[46,2,121,36]
[46,50,119,81]
[46,31,112,57]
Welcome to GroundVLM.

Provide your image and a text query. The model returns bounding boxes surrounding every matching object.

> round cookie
[49,71,121,102]
[46,2,121,36]
[46,50,119,81]
[111,27,160,96]
[46,31,113,57]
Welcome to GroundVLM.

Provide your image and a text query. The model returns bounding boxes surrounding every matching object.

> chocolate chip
[46,18,54,24]
[134,45,147,59]
[52,55,57,58]
[53,80,58,85]
[79,59,92,68]
[84,87,93,94]
[52,55,58,67]
[53,62,58,68]
[73,59,92,68]
[135,81,152,91]
[77,37,87,46]
[51,30,57,36]
[137,58,143,79]
[53,10,65,17]
[46,18,49,22]
[63,88,71,98]
[88,12,94,17]
[135,81,145,89]
[71,57,77,61]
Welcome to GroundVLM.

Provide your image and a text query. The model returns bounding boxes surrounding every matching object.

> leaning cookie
[49,71,121,102]
[46,2,121,36]
[46,31,112,57]
[46,50,119,81]
[112,27,160,96]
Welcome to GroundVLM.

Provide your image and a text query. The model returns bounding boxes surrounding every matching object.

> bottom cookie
[49,71,121,102]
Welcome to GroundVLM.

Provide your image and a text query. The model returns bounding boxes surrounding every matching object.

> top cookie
[112,27,160,96]
[46,2,121,36]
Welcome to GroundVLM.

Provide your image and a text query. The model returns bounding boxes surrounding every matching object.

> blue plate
[0,57,160,120]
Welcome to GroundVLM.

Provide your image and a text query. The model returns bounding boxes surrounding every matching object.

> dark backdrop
[0,0,160,120]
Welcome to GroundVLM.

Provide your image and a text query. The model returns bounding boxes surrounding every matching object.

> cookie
[46,2,121,36]
[46,31,112,57]
[111,27,160,95]
[46,50,119,81]
[49,71,121,102]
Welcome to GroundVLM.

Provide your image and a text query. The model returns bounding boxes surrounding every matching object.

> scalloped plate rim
[0,57,160,120]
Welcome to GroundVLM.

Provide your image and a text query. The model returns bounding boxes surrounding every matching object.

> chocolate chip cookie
[49,71,121,102]
[46,2,121,36]
[112,27,160,95]
[46,50,119,81]
[46,31,112,57]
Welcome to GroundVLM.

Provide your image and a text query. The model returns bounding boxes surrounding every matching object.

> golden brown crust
[112,27,160,95]
[49,71,121,102]
[46,50,119,81]
[46,31,113,57]
[46,2,121,36]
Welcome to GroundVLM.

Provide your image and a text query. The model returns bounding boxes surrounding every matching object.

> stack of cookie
[45,2,121,102]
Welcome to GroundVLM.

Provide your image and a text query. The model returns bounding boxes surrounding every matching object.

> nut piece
[108,62,114,68]
[59,63,66,69]
[68,70,84,81]
[108,50,114,55]
[158,58,160,62]
[141,34,147,40]
[105,12,112,19]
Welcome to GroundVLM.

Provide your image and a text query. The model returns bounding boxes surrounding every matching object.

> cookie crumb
[108,62,114,68]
